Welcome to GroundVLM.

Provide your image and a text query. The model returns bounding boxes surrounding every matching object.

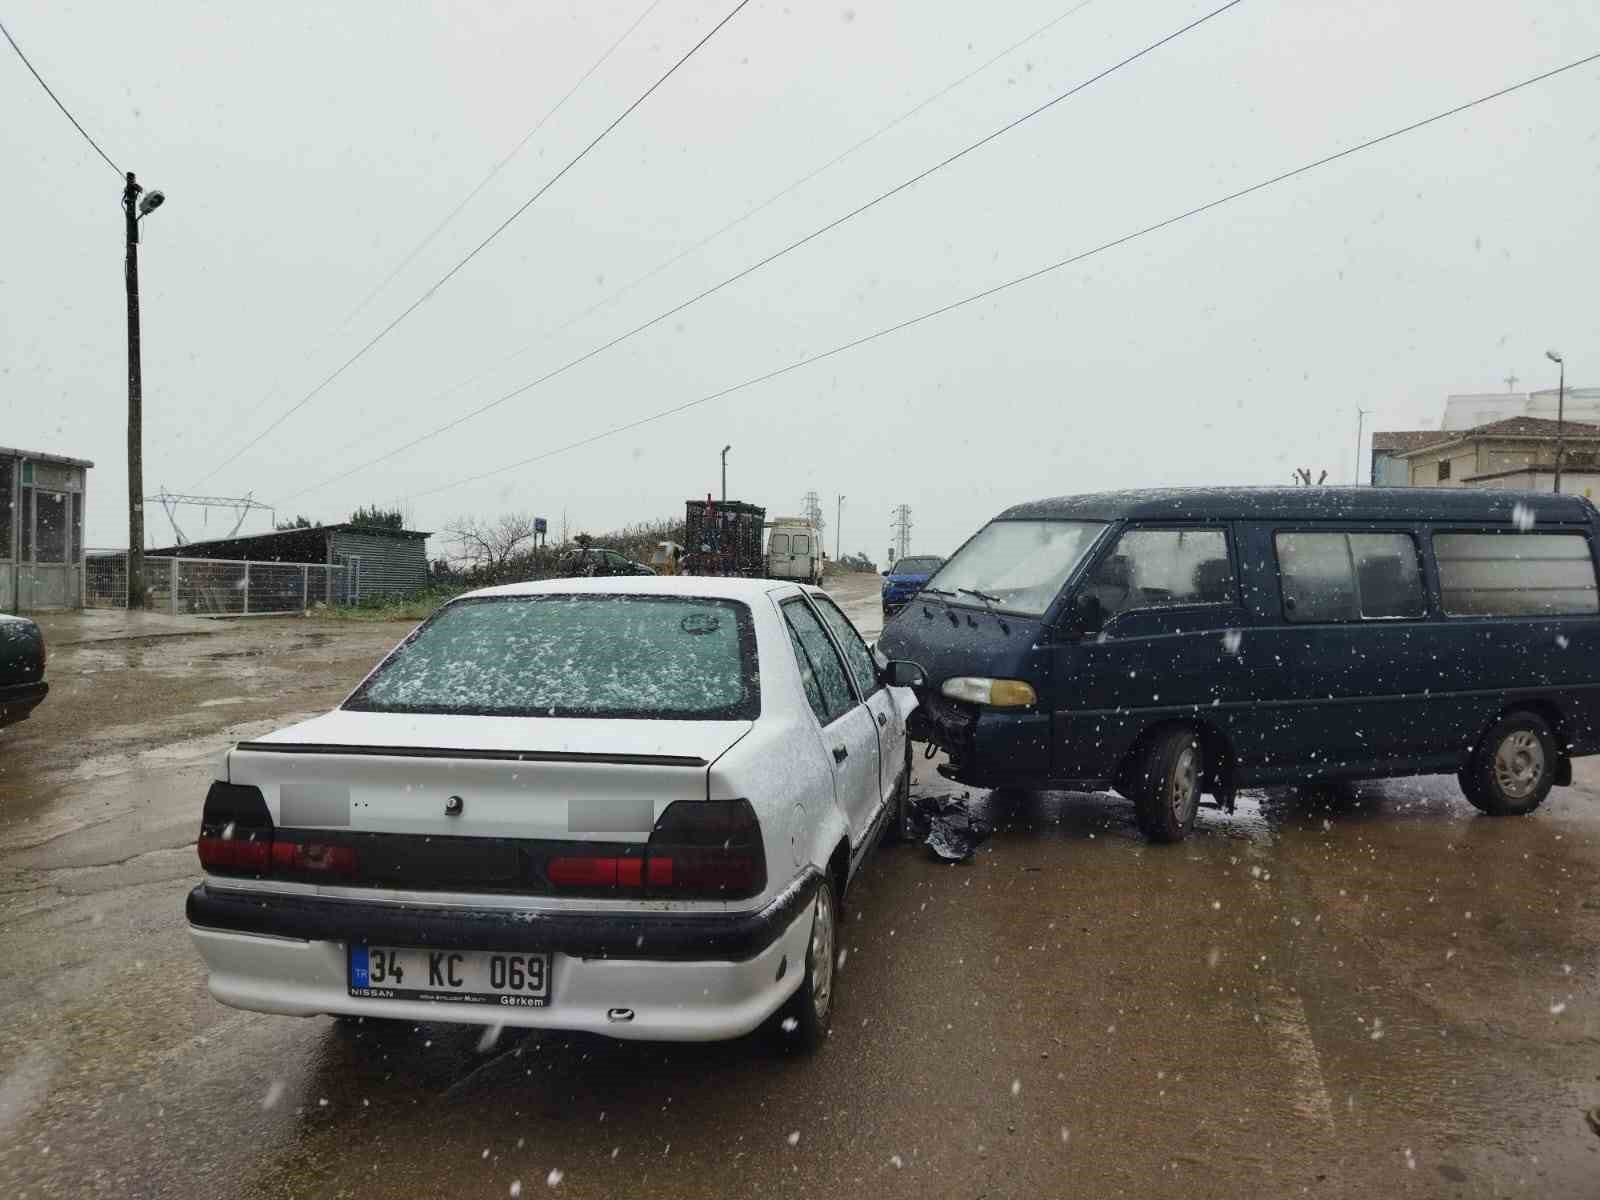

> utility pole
[835,494,845,562]
[1547,350,1566,494]
[121,171,165,607]
[721,444,731,502]
[124,172,145,607]
[891,503,912,559]
[1353,408,1369,485]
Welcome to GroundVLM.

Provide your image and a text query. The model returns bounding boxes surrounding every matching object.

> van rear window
[1433,532,1599,617]
[1276,532,1425,622]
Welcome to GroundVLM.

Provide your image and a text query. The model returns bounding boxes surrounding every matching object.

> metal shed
[1,447,93,611]
[147,523,431,604]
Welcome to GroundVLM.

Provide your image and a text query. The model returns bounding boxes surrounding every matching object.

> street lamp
[1546,350,1565,494]
[123,171,167,607]
[835,494,845,563]
[720,444,731,503]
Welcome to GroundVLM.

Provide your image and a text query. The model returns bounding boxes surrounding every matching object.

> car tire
[881,738,914,845]
[768,876,838,1053]
[1458,710,1558,816]
[1127,727,1202,843]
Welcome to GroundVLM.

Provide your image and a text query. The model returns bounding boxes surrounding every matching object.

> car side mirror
[1072,591,1105,634]
[883,660,927,688]
[881,569,890,576]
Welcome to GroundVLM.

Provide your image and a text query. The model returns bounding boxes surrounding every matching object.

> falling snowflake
[510,1183,523,1198]
[889,1154,904,1169]
[477,1024,504,1053]
[1010,1079,1021,1097]
[1221,629,1243,654]
[546,1168,563,1188]
[780,1017,798,1033]
[1556,634,1570,650]
[836,948,849,970]
[1549,1001,1567,1015]
[261,1080,285,1111]
[786,1131,801,1147]
[1206,947,1221,968]
[1403,1147,1416,1170]
[1511,503,1536,532]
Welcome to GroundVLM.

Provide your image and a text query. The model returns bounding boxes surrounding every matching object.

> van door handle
[876,712,888,728]
[833,745,849,764]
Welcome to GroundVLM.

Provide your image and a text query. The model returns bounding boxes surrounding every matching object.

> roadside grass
[324,586,465,622]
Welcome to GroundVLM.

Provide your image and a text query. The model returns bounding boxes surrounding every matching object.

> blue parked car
[881,556,945,618]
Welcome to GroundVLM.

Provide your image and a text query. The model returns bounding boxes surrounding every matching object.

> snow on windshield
[928,520,1105,615]
[346,596,758,719]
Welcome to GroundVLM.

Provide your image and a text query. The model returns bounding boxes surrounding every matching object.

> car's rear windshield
[892,557,944,575]
[928,520,1106,616]
[345,595,759,720]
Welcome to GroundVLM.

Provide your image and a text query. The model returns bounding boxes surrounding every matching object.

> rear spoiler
[231,742,708,768]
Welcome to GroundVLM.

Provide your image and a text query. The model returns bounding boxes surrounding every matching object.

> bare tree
[444,513,540,573]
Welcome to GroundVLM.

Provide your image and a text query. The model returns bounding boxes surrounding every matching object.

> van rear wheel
[1459,711,1557,816]
[1127,728,1202,843]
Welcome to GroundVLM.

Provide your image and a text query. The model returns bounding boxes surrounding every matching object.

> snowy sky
[3,0,1597,556]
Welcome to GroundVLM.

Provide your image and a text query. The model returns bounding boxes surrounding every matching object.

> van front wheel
[1128,728,1202,843]
[1459,711,1557,816]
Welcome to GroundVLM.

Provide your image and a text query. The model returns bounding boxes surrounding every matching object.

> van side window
[1080,528,1233,623]
[1433,532,1599,616]
[1275,532,1425,622]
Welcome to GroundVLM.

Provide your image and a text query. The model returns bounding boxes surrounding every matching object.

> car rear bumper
[0,680,47,728]
[189,905,813,1042]
[185,869,823,1041]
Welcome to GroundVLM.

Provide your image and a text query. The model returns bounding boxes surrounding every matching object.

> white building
[1442,387,1600,430]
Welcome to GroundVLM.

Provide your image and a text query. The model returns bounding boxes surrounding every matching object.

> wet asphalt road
[1,575,1597,1198]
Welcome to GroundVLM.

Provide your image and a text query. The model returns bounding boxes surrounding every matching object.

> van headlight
[940,677,1037,708]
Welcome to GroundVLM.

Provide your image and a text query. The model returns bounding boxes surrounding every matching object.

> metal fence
[85,551,349,616]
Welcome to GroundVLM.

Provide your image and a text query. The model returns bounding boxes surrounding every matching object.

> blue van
[877,488,1600,841]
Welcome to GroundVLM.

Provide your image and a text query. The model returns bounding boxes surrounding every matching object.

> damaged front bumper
[907,692,1053,788]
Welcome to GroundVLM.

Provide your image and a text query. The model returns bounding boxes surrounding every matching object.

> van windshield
[927,520,1105,616]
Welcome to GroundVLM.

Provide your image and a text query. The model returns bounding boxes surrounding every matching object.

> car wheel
[881,738,914,844]
[1127,727,1202,843]
[1459,711,1557,816]
[769,876,838,1053]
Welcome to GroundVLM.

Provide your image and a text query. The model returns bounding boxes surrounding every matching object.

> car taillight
[196,781,359,881]
[544,801,765,900]
[644,798,766,900]
[197,782,274,879]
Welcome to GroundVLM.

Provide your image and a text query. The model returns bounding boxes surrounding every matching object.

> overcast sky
[4,0,1597,558]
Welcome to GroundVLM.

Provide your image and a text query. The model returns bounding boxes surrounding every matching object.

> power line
[1,17,122,176]
[328,0,1103,457]
[191,0,754,488]
[318,0,665,342]
[281,0,1242,503]
[394,49,1600,504]
[196,0,663,476]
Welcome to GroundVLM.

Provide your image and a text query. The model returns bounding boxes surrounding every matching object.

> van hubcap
[1493,731,1544,799]
[809,887,835,1020]
[1170,745,1199,823]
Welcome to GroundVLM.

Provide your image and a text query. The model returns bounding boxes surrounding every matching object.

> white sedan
[186,576,920,1049]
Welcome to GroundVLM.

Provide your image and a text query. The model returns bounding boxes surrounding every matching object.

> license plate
[348,945,551,1008]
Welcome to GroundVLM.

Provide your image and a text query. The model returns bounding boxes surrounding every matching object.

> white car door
[780,597,882,846]
[809,594,905,808]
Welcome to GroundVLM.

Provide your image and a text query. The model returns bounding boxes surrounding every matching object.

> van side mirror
[883,660,927,688]
[1072,591,1105,634]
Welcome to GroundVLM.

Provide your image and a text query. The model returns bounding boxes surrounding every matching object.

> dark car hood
[878,598,1048,685]
[884,573,934,587]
